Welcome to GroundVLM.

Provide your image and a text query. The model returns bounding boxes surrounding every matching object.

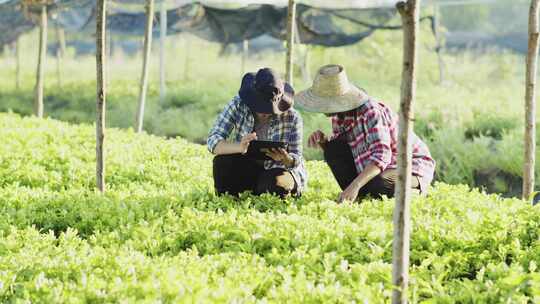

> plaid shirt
[330,99,435,192]
[208,96,307,192]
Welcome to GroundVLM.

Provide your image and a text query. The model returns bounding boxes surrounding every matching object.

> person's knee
[361,175,393,200]
[256,170,295,197]
[275,172,295,192]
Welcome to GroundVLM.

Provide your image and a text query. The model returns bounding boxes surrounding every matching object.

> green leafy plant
[0,113,538,303]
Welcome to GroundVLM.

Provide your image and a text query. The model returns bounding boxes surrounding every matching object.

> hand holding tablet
[245,140,289,161]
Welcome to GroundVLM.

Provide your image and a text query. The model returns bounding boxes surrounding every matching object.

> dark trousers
[323,139,419,200]
[213,154,297,198]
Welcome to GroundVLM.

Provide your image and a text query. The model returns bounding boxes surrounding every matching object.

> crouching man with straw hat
[297,65,435,203]
[207,68,307,198]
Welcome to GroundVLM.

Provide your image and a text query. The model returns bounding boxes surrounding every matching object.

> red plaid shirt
[330,99,435,192]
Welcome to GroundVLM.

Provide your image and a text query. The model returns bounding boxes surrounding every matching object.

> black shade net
[1,1,430,49]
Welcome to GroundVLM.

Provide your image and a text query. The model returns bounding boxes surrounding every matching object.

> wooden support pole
[285,0,296,85]
[241,39,248,74]
[58,25,66,56]
[524,0,540,200]
[293,19,311,84]
[135,0,155,133]
[393,1,420,303]
[300,45,311,84]
[301,46,311,84]
[96,0,107,193]
[34,4,47,118]
[15,37,21,90]
[159,1,167,103]
[433,3,445,85]
[183,34,190,81]
[55,22,64,88]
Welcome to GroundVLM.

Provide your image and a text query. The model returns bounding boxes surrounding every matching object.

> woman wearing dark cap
[207,68,307,197]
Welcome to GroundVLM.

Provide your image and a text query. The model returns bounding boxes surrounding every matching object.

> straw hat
[295,64,369,113]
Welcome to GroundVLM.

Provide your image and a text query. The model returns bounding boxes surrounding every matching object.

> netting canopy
[0,1,33,46]
[1,1,405,48]
[0,0,94,46]
[163,3,398,47]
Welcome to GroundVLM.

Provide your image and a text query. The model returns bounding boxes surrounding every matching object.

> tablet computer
[245,140,288,161]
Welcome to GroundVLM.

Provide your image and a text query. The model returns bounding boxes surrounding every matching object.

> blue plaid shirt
[207,96,307,192]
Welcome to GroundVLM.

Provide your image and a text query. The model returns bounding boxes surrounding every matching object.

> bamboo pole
[15,37,21,90]
[285,0,296,85]
[55,22,63,88]
[58,25,66,56]
[524,0,540,200]
[34,4,47,118]
[241,39,248,74]
[135,0,155,133]
[183,34,190,81]
[393,1,420,303]
[96,0,107,193]
[159,1,167,103]
[433,3,445,85]
[293,19,311,84]
[301,46,311,84]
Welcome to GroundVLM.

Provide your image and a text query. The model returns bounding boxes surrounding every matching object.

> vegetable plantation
[0,113,539,302]
[2,0,540,302]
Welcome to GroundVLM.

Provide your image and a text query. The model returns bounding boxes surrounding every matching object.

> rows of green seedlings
[3,82,538,194]
[2,81,538,196]
[0,113,539,303]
